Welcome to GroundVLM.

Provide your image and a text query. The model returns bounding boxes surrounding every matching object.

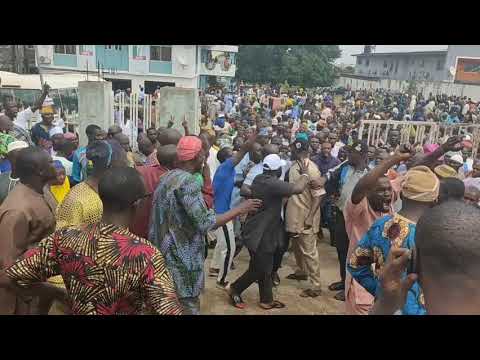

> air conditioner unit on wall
[39,56,51,64]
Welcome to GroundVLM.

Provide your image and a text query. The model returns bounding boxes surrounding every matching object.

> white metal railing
[112,91,160,150]
[358,120,480,158]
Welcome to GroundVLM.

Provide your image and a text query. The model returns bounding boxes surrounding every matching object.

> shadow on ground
[201,232,345,315]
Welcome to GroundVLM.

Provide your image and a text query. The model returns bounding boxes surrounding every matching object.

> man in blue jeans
[211,135,257,289]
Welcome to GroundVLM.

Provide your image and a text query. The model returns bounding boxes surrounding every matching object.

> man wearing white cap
[0,141,29,204]
[227,154,312,310]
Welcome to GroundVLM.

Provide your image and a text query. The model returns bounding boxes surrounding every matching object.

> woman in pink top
[343,137,463,315]
[344,151,410,315]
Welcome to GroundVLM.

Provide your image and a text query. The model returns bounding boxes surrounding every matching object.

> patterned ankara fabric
[5,223,182,315]
[347,214,426,315]
[0,133,15,158]
[149,169,216,299]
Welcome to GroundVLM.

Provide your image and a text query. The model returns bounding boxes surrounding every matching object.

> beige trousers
[292,233,322,290]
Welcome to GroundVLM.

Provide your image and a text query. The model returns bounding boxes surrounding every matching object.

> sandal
[286,273,308,281]
[229,292,246,309]
[334,290,345,302]
[259,300,286,310]
[328,281,345,291]
[300,289,322,298]
[209,268,219,277]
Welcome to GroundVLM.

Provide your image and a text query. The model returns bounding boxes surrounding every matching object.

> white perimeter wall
[336,76,480,101]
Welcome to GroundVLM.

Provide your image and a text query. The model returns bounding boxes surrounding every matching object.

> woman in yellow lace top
[48,140,128,313]
[56,139,128,229]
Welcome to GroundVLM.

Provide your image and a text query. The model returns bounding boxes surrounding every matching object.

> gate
[112,91,160,150]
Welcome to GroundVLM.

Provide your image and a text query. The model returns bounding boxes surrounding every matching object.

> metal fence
[358,120,480,158]
[112,91,160,150]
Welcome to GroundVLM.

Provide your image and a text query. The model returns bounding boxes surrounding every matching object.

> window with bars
[104,45,123,51]
[54,45,76,54]
[150,46,172,61]
[436,59,444,70]
[201,49,208,63]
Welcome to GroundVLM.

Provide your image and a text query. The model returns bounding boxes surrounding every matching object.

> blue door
[95,45,129,71]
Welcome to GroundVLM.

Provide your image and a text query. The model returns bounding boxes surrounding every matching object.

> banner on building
[455,57,480,85]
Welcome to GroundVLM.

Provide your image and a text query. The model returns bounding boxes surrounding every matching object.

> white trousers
[211,221,236,283]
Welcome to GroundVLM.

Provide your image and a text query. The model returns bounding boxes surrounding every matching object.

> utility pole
[23,45,29,73]
[34,45,45,86]
[11,45,17,72]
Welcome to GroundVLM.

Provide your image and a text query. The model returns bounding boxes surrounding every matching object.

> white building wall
[337,75,480,101]
[37,45,236,90]
[171,45,196,78]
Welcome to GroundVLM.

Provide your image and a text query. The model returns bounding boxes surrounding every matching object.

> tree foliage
[236,45,341,87]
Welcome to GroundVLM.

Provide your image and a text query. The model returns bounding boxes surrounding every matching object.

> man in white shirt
[3,84,50,145]
[329,132,345,158]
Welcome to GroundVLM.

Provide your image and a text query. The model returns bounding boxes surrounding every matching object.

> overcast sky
[337,45,448,64]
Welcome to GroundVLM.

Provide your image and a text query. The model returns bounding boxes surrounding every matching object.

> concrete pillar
[78,81,113,147]
[158,87,200,135]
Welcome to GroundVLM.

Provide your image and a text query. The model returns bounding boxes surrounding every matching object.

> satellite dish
[449,66,456,76]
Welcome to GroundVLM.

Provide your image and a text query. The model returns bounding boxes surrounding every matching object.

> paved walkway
[201,233,345,315]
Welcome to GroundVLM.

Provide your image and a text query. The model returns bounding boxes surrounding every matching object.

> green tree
[236,45,341,87]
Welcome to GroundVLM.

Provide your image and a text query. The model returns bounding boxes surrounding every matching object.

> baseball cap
[346,140,368,155]
[263,154,286,171]
[293,137,310,152]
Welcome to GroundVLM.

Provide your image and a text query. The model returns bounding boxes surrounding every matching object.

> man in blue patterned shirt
[149,136,261,314]
[347,166,439,315]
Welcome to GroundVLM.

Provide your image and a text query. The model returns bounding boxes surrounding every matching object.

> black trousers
[231,249,274,304]
[272,229,289,273]
[334,208,349,283]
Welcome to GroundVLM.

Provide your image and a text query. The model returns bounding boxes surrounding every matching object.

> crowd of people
[0,81,479,315]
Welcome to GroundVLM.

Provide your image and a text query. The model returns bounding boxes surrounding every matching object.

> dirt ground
[201,232,345,315]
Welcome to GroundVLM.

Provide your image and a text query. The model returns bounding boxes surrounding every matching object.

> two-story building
[0,45,37,74]
[35,45,238,93]
[353,49,448,82]
[352,45,480,84]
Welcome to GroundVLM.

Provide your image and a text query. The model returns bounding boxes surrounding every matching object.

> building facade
[0,45,37,74]
[35,45,238,93]
[354,50,448,82]
[352,46,480,84]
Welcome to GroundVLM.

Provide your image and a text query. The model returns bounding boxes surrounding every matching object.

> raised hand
[297,158,309,175]
[394,144,413,162]
[441,136,463,153]
[377,247,418,313]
